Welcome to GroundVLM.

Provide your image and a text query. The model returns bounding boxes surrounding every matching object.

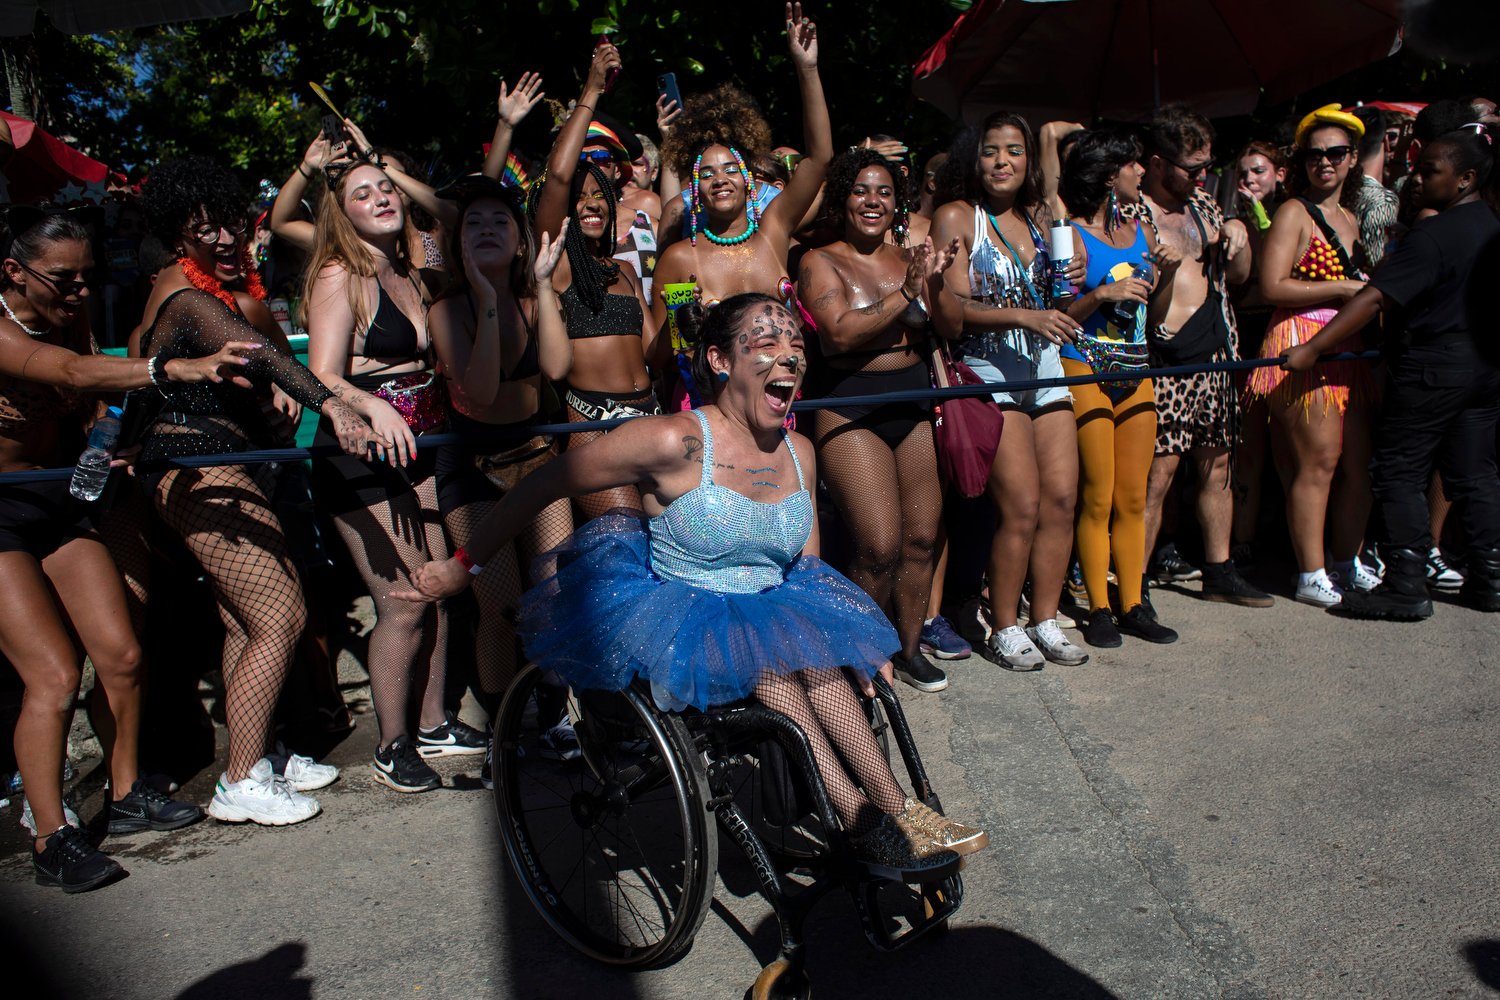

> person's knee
[23,658,83,713]
[90,637,143,685]
[246,595,308,650]
[854,534,902,577]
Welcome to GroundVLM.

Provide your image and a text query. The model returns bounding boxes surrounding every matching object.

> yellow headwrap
[1295,104,1366,147]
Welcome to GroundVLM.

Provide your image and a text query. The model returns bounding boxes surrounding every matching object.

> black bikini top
[467,291,539,381]
[362,280,425,360]
[560,283,644,341]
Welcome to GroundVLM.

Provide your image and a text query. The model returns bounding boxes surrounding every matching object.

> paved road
[2,585,1496,999]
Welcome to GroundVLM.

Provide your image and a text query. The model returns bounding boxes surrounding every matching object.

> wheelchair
[492,662,966,999]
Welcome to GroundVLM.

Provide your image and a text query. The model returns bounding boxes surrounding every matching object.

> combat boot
[1461,547,1500,613]
[1335,547,1433,621]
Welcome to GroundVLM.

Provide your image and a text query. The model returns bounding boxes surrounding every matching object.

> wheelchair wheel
[495,665,718,967]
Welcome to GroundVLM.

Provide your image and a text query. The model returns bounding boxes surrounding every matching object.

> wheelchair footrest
[855,873,964,952]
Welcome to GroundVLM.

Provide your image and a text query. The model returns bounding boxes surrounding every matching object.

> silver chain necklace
[0,291,49,338]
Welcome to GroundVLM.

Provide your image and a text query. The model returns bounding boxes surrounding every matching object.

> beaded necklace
[690,145,760,247]
[0,289,49,338]
[178,244,266,312]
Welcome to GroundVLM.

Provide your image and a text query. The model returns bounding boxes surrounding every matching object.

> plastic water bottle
[1106,255,1155,333]
[69,405,123,502]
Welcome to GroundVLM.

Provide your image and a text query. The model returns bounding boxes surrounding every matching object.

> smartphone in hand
[656,72,682,112]
[320,113,349,157]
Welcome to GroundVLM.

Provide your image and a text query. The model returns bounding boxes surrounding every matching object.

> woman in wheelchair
[398,292,987,869]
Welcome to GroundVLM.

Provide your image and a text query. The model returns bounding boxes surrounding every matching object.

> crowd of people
[0,7,1496,893]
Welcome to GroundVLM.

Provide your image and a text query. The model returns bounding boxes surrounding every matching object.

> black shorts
[0,478,99,559]
[436,411,543,515]
[815,359,931,450]
[313,418,438,516]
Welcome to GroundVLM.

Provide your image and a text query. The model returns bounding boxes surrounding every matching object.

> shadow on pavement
[1464,939,1500,993]
[174,942,314,1000]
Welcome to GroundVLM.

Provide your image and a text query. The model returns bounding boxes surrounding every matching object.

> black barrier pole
[0,350,1379,484]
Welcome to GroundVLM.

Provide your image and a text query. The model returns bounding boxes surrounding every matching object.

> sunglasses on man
[1164,154,1217,180]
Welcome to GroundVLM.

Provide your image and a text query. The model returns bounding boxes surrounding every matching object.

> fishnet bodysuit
[812,351,943,660]
[140,289,336,781]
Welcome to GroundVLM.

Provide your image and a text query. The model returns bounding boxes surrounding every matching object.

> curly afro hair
[142,155,248,248]
[818,148,911,244]
[661,83,774,180]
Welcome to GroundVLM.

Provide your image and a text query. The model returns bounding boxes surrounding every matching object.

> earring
[717,369,730,383]
[1106,188,1122,234]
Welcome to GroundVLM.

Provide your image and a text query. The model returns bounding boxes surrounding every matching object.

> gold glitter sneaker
[899,797,990,856]
[850,814,959,878]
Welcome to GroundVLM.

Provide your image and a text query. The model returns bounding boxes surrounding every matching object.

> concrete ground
[1,585,1496,1000]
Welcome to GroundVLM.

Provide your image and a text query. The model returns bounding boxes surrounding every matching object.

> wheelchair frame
[492,664,964,999]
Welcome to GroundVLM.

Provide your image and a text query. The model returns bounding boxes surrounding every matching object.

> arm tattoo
[682,435,702,461]
[486,307,497,319]
[858,296,895,318]
[811,287,839,310]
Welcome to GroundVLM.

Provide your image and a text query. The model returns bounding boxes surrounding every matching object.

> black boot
[1335,548,1433,621]
[1462,547,1500,613]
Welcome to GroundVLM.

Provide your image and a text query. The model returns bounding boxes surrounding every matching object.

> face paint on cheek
[752,352,778,373]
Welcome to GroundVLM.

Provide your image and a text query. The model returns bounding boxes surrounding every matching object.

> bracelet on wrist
[899,284,920,304]
[297,163,314,181]
[454,547,485,576]
[147,355,168,387]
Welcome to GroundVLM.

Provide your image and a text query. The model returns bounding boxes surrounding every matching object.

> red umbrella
[913,0,1405,124]
[1,111,108,203]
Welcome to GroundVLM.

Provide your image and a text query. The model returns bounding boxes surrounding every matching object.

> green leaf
[590,17,617,34]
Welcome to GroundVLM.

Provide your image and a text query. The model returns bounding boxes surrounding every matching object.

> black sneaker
[951,597,992,651]
[1117,605,1179,643]
[34,824,125,893]
[1081,608,1123,648]
[107,780,204,833]
[1230,543,1256,573]
[1140,575,1158,622]
[1200,561,1275,608]
[1152,543,1202,583]
[373,736,441,793]
[893,651,949,693]
[417,714,489,758]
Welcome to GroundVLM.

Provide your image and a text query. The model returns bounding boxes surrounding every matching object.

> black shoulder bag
[1148,201,1231,366]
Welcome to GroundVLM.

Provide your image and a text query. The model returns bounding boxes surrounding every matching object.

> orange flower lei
[178,244,266,311]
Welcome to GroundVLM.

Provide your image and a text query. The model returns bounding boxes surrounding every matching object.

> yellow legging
[1063,359,1157,613]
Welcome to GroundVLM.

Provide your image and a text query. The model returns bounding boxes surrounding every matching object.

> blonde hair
[299,164,423,334]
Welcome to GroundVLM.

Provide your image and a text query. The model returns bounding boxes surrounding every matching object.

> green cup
[661,282,698,352]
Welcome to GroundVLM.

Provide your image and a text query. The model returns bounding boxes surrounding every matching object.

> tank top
[561,283,645,340]
[964,205,1051,356]
[648,409,811,595]
[1061,221,1151,362]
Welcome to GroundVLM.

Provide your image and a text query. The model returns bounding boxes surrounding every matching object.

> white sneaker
[1026,619,1090,666]
[1295,571,1343,608]
[20,797,80,836]
[208,758,321,826]
[1427,547,1465,593]
[282,753,339,793]
[988,625,1044,671]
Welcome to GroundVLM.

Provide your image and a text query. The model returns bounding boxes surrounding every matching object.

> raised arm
[482,72,545,180]
[269,135,335,252]
[535,44,619,242]
[342,118,458,231]
[763,4,831,245]
[1039,121,1083,223]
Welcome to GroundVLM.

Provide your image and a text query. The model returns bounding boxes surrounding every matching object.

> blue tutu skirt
[517,513,899,711]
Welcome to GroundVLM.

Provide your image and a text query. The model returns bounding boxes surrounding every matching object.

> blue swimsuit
[518,409,898,710]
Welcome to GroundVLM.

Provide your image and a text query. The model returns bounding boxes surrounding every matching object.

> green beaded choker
[703,217,759,246]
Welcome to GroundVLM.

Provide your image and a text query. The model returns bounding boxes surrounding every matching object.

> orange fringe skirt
[1244,307,1371,418]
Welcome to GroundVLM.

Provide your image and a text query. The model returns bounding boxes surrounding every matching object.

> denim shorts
[962,330,1071,413]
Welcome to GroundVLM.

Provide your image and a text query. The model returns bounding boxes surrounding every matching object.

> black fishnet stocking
[331,475,449,747]
[565,424,643,522]
[520,497,574,581]
[445,500,522,696]
[754,668,907,836]
[154,463,306,782]
[813,413,942,658]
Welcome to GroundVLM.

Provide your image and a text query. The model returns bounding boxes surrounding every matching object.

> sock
[923,617,935,626]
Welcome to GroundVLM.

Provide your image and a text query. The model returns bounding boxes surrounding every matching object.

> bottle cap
[106,405,124,419]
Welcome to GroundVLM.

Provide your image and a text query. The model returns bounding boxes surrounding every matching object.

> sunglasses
[186,219,249,245]
[18,260,88,297]
[1164,155,1217,180]
[579,150,616,164]
[1303,146,1352,165]
[778,152,804,173]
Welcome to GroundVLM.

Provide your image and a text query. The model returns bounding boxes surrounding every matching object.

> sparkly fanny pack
[374,371,448,434]
[474,434,555,493]
[1075,337,1150,393]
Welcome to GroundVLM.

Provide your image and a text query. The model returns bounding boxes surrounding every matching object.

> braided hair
[532,159,620,313]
